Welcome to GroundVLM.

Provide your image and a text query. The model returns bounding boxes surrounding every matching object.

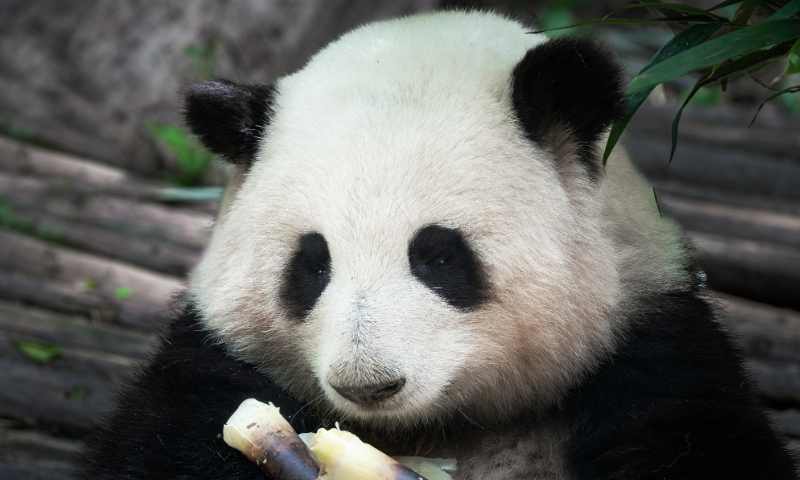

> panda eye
[408,225,488,310]
[416,248,451,268]
[281,232,332,319]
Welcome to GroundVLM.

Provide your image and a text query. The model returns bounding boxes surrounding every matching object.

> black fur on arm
[511,36,627,182]
[183,79,276,166]
[71,306,320,480]
[564,292,797,479]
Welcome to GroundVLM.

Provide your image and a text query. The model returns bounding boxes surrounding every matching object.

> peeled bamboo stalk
[224,399,321,480]
[309,428,437,480]
[223,399,455,480]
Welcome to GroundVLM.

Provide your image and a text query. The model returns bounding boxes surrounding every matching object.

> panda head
[186,11,690,429]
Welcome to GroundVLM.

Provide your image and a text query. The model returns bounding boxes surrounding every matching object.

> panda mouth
[330,378,406,405]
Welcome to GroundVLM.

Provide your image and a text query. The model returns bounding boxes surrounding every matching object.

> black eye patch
[408,225,488,310]
[281,232,331,319]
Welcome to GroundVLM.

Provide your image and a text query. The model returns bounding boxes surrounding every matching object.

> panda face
[193,93,618,426]
[187,11,685,428]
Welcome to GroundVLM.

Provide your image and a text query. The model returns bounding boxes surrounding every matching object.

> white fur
[191,10,690,441]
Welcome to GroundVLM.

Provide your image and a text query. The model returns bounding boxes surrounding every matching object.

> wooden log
[0,270,170,329]
[770,410,800,438]
[0,336,138,384]
[0,271,116,321]
[660,194,800,248]
[0,426,78,480]
[0,425,81,462]
[786,440,800,459]
[0,451,73,480]
[714,294,800,403]
[0,230,183,329]
[749,359,800,404]
[690,233,800,310]
[0,357,117,435]
[0,302,148,435]
[717,293,800,364]
[623,133,800,201]
[650,182,800,218]
[0,204,201,275]
[629,104,800,160]
[0,136,134,187]
[0,301,149,435]
[0,300,153,360]
[0,171,213,250]
[0,137,222,213]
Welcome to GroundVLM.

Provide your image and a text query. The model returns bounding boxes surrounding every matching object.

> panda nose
[331,378,406,404]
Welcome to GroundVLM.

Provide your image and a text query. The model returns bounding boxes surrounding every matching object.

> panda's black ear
[183,79,276,166]
[511,37,626,181]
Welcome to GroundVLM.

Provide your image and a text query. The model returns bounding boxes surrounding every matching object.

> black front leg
[71,306,321,480]
[564,293,796,479]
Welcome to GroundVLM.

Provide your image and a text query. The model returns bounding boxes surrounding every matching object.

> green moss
[12,340,62,364]
[538,0,589,37]
[678,85,723,107]
[183,40,218,79]
[114,286,132,299]
[150,123,216,186]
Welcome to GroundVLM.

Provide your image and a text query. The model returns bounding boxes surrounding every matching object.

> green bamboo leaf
[12,340,62,364]
[665,43,791,163]
[627,19,800,93]
[749,85,800,126]
[708,0,754,11]
[730,2,759,29]
[644,24,725,73]
[603,2,728,21]
[787,38,800,74]
[602,90,650,165]
[670,72,713,163]
[702,42,794,84]
[530,15,721,34]
[653,187,663,218]
[602,24,721,164]
[765,0,800,21]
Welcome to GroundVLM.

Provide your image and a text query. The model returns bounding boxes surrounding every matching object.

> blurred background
[1,1,799,478]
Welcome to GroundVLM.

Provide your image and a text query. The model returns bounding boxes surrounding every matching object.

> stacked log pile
[0,103,798,477]
[0,137,206,478]
[627,104,800,310]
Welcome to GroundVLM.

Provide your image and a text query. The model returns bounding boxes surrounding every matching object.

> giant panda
[72,10,797,480]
